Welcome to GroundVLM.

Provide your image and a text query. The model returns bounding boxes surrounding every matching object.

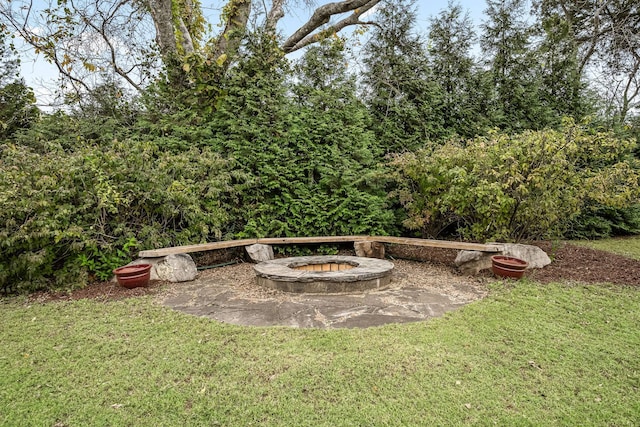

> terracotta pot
[491,263,526,279]
[491,255,528,271]
[113,264,151,288]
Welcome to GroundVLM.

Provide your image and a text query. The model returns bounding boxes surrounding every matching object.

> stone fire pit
[253,255,394,293]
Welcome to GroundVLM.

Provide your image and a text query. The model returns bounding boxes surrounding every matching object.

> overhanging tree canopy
[0,0,381,96]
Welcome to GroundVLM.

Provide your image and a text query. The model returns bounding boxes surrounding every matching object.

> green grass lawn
[2,281,639,426]
[570,235,640,260]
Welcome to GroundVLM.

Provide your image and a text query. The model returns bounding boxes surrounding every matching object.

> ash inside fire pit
[253,255,394,293]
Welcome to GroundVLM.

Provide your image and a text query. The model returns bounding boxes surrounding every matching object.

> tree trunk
[212,0,252,64]
[145,0,177,58]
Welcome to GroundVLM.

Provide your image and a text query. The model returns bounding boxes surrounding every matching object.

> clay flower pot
[491,256,528,279]
[113,264,151,288]
[491,255,528,270]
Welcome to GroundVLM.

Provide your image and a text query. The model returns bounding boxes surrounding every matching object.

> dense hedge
[0,37,400,291]
[208,35,396,239]
[567,205,640,239]
[0,129,238,293]
[2,114,639,292]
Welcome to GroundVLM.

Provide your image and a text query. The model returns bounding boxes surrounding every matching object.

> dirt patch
[387,241,640,287]
[28,241,640,304]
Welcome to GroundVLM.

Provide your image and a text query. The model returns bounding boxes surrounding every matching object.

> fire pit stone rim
[254,255,394,283]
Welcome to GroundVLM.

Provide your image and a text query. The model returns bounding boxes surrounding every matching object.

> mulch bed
[28,241,640,303]
[29,279,169,303]
[388,241,640,287]
[527,242,640,286]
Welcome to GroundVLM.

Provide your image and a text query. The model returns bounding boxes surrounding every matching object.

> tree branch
[78,2,143,92]
[282,0,380,53]
[266,0,285,32]
[177,16,196,54]
[1,2,92,94]
[620,59,640,121]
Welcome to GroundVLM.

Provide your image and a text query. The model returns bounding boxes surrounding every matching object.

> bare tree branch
[282,0,381,53]
[576,2,603,74]
[2,0,154,100]
[75,0,143,91]
[620,58,640,120]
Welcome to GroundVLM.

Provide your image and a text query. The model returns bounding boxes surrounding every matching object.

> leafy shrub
[273,244,339,257]
[391,120,639,241]
[16,110,129,153]
[0,134,237,293]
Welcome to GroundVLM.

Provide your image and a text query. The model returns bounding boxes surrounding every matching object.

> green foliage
[78,237,139,281]
[428,2,490,138]
[567,204,640,239]
[536,12,592,122]
[0,80,38,140]
[211,34,395,238]
[0,28,38,140]
[481,0,553,132]
[153,51,227,117]
[273,244,339,257]
[362,0,445,152]
[0,123,237,292]
[391,120,640,241]
[69,80,140,125]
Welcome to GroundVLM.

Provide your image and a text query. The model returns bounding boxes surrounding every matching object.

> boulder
[129,254,198,282]
[454,251,490,275]
[455,243,551,275]
[354,241,386,259]
[246,244,274,262]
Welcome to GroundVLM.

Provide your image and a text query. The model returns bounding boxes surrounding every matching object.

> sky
[16,0,489,106]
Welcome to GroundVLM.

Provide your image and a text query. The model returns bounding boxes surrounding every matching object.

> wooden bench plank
[138,235,502,258]
[138,239,258,258]
[137,236,367,257]
[257,236,368,245]
[369,236,503,252]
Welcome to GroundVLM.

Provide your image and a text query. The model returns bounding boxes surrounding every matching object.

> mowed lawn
[1,238,639,426]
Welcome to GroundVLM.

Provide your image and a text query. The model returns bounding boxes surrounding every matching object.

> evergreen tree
[428,2,490,137]
[288,38,394,236]
[536,12,591,123]
[211,34,394,237]
[208,33,293,235]
[362,0,444,152]
[481,0,550,131]
[0,27,38,140]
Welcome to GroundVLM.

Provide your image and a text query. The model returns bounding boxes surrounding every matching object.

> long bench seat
[138,236,503,258]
